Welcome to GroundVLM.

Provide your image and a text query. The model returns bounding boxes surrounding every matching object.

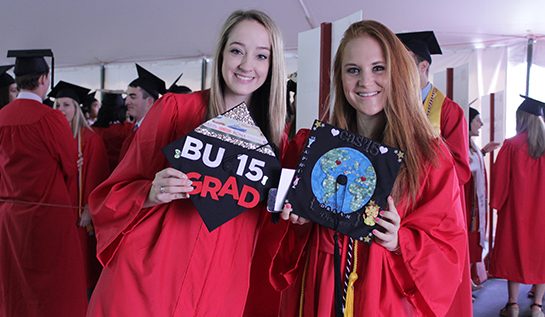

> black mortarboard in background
[48,81,91,104]
[7,49,53,76]
[518,95,545,116]
[396,31,442,64]
[0,65,15,88]
[101,91,125,107]
[82,91,98,108]
[129,64,166,100]
[166,72,192,94]
[162,102,282,231]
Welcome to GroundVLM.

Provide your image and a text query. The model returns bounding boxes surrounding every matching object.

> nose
[358,70,373,87]
[238,55,251,72]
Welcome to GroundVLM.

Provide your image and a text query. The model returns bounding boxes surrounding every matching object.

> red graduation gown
[271,130,471,317]
[490,132,545,284]
[0,99,87,317]
[77,128,110,288]
[92,122,135,173]
[118,128,135,164]
[87,90,271,316]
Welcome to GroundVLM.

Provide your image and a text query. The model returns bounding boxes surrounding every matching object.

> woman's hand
[281,203,310,225]
[482,141,500,154]
[78,205,92,227]
[373,196,401,251]
[143,168,194,208]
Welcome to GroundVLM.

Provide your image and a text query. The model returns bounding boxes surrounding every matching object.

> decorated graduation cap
[286,120,405,244]
[518,95,545,116]
[129,64,166,100]
[396,31,442,64]
[0,65,15,88]
[48,81,91,105]
[162,102,282,231]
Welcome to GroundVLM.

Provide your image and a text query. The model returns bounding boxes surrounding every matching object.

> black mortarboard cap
[286,120,405,244]
[162,102,282,231]
[0,65,15,88]
[101,91,125,108]
[396,31,442,64]
[129,64,166,100]
[82,91,98,109]
[518,95,545,116]
[48,81,91,104]
[7,49,53,76]
[166,72,192,94]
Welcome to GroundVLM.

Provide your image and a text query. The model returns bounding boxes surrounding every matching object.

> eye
[346,67,360,74]
[257,54,268,60]
[230,48,243,55]
[373,65,386,72]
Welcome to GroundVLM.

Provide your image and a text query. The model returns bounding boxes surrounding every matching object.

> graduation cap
[166,72,192,94]
[129,64,166,100]
[0,65,15,88]
[518,95,545,116]
[286,120,405,244]
[162,102,282,231]
[100,90,125,108]
[396,31,442,64]
[48,81,91,105]
[82,91,98,109]
[7,49,53,76]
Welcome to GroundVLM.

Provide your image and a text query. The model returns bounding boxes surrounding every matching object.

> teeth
[357,92,379,97]
[235,74,253,81]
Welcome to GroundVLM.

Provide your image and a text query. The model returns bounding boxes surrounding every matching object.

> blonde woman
[87,10,286,316]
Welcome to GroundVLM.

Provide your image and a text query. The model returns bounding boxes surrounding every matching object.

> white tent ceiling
[1,0,543,68]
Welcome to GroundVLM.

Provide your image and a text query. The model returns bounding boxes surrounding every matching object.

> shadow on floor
[473,278,540,317]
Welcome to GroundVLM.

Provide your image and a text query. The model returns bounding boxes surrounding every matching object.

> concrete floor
[473,278,540,317]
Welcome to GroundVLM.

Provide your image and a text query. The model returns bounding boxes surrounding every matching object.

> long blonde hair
[330,20,441,205]
[53,98,92,138]
[516,109,545,159]
[208,9,286,145]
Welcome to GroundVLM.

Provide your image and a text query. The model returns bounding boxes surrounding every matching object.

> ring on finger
[160,186,166,194]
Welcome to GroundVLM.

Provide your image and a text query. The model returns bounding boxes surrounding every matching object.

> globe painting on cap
[162,102,281,231]
[286,120,405,244]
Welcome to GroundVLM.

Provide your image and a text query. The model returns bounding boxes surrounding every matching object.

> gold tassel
[344,240,359,317]
[344,271,359,317]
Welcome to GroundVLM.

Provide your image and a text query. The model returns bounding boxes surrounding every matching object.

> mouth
[235,73,254,82]
[357,91,380,97]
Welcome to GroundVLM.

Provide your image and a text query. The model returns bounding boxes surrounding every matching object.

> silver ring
[160,186,166,194]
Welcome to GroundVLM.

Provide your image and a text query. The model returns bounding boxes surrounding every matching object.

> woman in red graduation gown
[270,20,471,316]
[52,82,110,292]
[87,10,286,317]
[490,96,545,317]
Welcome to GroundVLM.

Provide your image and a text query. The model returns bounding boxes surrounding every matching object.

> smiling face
[57,97,77,126]
[125,86,151,122]
[342,35,388,119]
[221,19,271,108]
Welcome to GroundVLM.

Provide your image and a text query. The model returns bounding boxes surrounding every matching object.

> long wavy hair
[208,9,286,145]
[330,20,441,206]
[516,109,545,159]
[53,98,92,138]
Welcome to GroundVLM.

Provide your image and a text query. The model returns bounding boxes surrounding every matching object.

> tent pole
[525,37,534,96]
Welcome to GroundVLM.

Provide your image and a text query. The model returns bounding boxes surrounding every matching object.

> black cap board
[129,64,166,100]
[162,102,282,231]
[518,95,545,116]
[166,72,192,94]
[396,31,442,64]
[286,120,405,244]
[48,81,90,105]
[101,91,125,108]
[82,91,98,110]
[7,49,53,76]
[0,65,15,88]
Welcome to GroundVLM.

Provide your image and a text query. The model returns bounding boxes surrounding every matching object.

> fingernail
[285,203,292,209]
[375,217,380,222]
[380,211,384,216]
[373,230,377,234]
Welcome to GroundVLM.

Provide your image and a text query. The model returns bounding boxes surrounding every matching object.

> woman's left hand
[372,196,401,251]
[78,205,92,227]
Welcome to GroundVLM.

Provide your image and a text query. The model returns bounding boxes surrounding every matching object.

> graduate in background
[0,65,18,109]
[50,81,110,295]
[87,10,286,316]
[0,50,87,316]
[271,20,470,316]
[92,92,134,173]
[490,96,545,317]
